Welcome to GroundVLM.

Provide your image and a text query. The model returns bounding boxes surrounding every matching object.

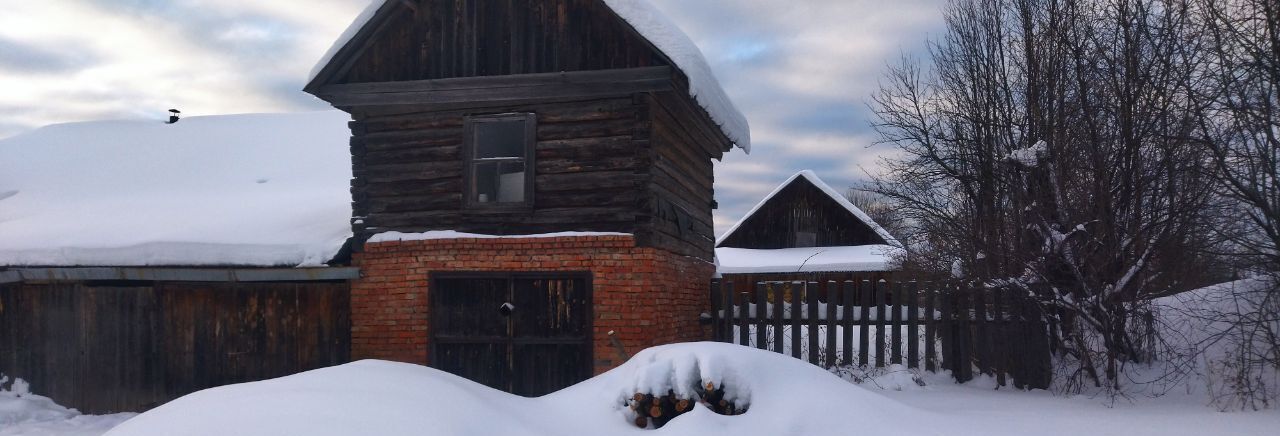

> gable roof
[0,112,354,268]
[715,170,899,247]
[305,0,750,153]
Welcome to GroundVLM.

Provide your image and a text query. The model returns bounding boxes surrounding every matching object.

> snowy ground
[3,344,1274,436]
[0,378,134,436]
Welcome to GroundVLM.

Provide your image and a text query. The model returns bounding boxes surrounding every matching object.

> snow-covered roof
[0,112,354,268]
[715,245,902,275]
[716,170,900,247]
[308,0,750,153]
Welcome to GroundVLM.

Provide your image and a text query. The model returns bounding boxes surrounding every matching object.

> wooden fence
[0,281,350,414]
[710,279,1052,389]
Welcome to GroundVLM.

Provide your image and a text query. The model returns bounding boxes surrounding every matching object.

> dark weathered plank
[824,282,838,368]
[907,282,920,369]
[709,280,722,341]
[858,280,872,367]
[891,282,903,365]
[973,286,989,376]
[755,283,768,350]
[874,281,887,368]
[841,281,855,366]
[737,288,750,347]
[771,282,784,354]
[790,282,803,359]
[924,282,937,371]
[721,281,735,343]
[807,282,820,365]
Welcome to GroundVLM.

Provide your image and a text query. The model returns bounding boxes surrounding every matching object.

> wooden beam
[314,67,675,107]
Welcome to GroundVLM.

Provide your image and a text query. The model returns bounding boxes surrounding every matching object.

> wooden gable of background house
[717,171,895,250]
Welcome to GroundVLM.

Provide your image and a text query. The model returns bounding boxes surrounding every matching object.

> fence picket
[825,282,838,368]
[841,281,855,366]
[755,283,767,350]
[858,280,871,367]
[974,285,990,376]
[891,282,903,365]
[791,282,803,359]
[907,281,919,369]
[924,283,937,372]
[807,282,820,365]
[722,281,735,343]
[710,280,721,341]
[992,286,1006,386]
[738,287,750,347]
[771,282,785,354]
[874,281,886,368]
[956,288,973,382]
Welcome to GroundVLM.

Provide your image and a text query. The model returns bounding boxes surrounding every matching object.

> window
[465,114,535,208]
[795,231,818,248]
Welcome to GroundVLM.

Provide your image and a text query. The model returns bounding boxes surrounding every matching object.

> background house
[715,171,901,300]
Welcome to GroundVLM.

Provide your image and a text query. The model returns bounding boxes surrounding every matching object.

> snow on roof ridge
[369,230,633,243]
[715,245,902,274]
[716,170,900,247]
[307,0,750,153]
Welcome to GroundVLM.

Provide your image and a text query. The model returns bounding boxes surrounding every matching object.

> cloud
[0,0,945,237]
[0,37,96,74]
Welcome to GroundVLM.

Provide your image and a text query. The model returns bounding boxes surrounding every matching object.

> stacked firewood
[626,381,747,429]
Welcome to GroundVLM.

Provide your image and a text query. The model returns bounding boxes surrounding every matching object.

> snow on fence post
[841,281,855,366]
[755,283,768,350]
[771,282,784,354]
[825,282,839,368]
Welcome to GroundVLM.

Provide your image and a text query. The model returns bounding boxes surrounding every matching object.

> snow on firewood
[103,343,925,436]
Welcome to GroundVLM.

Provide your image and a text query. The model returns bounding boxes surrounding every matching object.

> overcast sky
[0,0,945,236]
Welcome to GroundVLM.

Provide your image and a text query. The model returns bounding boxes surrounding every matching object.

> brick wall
[350,234,713,374]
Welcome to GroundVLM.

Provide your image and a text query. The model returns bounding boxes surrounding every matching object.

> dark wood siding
[0,281,350,414]
[349,97,650,238]
[717,178,889,249]
[338,0,668,85]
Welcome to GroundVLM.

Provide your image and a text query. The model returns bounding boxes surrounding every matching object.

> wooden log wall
[349,91,727,262]
[339,0,668,85]
[350,97,646,238]
[0,281,350,414]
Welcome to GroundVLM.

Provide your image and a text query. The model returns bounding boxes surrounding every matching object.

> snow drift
[104,343,930,436]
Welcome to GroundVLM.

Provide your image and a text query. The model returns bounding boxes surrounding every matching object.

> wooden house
[715,171,900,294]
[0,112,358,414]
[304,0,749,397]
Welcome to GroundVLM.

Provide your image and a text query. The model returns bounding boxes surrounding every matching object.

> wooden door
[431,273,591,396]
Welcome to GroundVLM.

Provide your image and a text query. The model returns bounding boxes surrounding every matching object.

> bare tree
[869,0,1223,391]
[1179,0,1280,408]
